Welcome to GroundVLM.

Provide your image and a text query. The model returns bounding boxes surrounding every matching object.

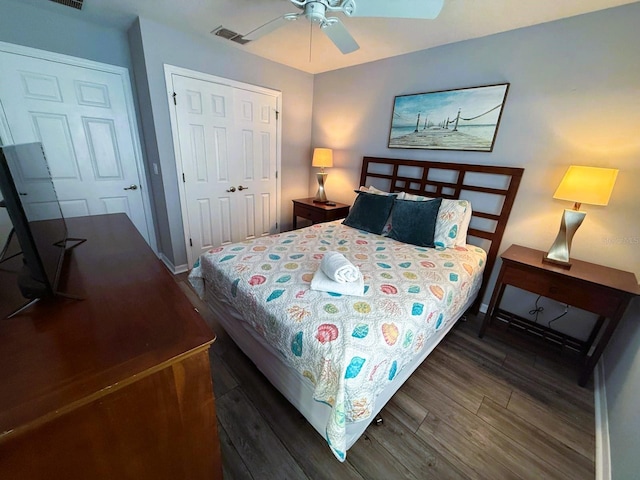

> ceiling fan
[242,0,445,55]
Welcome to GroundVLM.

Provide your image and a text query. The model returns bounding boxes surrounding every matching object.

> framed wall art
[388,83,509,152]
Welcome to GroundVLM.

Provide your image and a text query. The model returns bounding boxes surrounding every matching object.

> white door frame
[164,64,282,268]
[0,41,157,252]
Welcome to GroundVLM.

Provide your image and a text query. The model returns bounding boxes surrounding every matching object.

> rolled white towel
[321,252,360,283]
[310,268,365,297]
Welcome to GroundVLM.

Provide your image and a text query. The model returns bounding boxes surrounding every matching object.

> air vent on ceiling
[49,0,83,9]
[211,26,251,45]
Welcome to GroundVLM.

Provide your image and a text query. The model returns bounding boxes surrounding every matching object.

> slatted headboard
[360,156,524,312]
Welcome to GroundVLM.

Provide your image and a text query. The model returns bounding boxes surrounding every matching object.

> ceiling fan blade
[350,0,444,19]
[244,15,293,41]
[321,19,359,54]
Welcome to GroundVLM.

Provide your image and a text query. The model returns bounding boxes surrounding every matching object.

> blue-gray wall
[312,4,639,282]
[311,4,640,477]
[0,0,132,69]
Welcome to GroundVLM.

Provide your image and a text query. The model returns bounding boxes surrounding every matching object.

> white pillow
[402,193,472,248]
[359,185,390,195]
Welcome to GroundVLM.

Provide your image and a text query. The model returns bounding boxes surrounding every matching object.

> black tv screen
[0,143,67,301]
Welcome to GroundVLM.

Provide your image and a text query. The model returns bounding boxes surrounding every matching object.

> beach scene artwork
[388,83,509,152]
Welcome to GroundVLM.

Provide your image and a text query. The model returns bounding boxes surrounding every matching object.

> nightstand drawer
[502,262,623,318]
[296,203,327,223]
[292,198,350,229]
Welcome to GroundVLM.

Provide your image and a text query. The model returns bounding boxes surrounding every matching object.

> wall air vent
[211,26,251,45]
[49,0,84,10]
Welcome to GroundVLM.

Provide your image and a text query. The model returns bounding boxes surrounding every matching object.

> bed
[189,157,524,460]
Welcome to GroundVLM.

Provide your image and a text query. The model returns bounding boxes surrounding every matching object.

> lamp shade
[312,148,333,168]
[553,165,618,206]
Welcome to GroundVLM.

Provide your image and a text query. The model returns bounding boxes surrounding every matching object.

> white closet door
[232,88,278,244]
[171,73,278,264]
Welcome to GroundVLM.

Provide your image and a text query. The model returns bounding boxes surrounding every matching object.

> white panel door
[0,50,150,241]
[171,74,278,264]
[233,88,278,243]
[173,75,235,254]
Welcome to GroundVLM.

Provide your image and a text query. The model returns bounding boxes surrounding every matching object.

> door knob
[226,186,236,192]
[238,185,248,191]
[124,184,138,190]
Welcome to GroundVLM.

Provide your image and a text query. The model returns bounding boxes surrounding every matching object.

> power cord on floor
[528,295,544,323]
[548,305,569,328]
[528,295,569,327]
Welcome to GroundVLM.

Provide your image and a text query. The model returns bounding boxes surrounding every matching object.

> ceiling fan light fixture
[237,0,444,56]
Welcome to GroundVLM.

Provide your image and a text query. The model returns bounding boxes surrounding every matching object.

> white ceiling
[26,0,640,74]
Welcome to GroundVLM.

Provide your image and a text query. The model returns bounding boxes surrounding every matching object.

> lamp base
[542,254,572,268]
[543,208,586,269]
[313,172,328,204]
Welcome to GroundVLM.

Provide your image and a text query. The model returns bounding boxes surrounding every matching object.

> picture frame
[388,83,510,152]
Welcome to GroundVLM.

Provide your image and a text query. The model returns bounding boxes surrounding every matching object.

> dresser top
[0,214,214,438]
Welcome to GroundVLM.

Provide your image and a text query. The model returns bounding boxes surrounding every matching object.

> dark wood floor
[176,275,595,480]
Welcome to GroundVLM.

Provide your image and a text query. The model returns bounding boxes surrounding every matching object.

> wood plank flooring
[176,274,595,480]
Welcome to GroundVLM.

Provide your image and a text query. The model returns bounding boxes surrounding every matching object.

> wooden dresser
[0,214,222,479]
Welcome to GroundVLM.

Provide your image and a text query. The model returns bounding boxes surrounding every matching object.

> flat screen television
[0,143,70,312]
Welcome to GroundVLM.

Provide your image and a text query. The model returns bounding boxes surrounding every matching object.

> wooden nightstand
[480,244,639,386]
[292,197,350,229]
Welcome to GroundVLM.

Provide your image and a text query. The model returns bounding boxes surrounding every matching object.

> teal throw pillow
[343,191,396,235]
[388,198,442,247]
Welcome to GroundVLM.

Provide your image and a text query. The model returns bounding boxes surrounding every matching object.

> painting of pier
[388,83,509,152]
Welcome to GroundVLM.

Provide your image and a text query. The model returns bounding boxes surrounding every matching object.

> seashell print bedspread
[189,220,486,461]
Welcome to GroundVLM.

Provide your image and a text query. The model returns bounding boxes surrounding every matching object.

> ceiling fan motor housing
[304,2,328,24]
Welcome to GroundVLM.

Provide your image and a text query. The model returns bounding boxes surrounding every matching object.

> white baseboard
[594,360,611,480]
[158,253,189,275]
[173,263,189,274]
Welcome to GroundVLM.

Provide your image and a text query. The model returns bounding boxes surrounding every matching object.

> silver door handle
[226,186,236,192]
[124,184,138,190]
[238,185,248,191]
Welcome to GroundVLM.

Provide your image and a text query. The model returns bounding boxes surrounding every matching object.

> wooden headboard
[360,156,524,312]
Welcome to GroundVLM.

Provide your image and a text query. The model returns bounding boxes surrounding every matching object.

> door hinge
[275,110,279,120]
[172,92,177,105]
[182,173,186,183]
[276,222,278,229]
[275,170,278,179]
[189,238,193,247]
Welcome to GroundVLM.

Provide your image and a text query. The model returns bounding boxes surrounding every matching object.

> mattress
[190,220,486,460]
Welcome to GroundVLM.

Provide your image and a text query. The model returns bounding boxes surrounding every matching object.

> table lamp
[312,147,333,203]
[544,165,618,267]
